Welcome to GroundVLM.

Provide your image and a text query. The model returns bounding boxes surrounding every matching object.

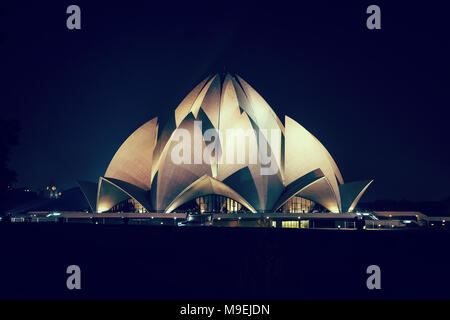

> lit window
[282,220,299,228]
[300,220,309,228]
[282,196,315,213]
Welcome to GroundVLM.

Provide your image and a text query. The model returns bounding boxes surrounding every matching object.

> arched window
[279,196,316,213]
[109,198,148,213]
[175,194,250,213]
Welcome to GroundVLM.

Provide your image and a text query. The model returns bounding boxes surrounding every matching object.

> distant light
[52,186,56,191]
[363,226,366,230]
[217,217,221,221]
[46,186,49,190]
[58,192,62,196]
[46,212,61,217]
[443,220,446,223]
[160,222,163,225]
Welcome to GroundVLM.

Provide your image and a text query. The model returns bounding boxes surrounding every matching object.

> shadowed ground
[0,223,448,299]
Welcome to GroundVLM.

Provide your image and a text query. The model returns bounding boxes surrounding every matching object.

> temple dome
[79,73,372,214]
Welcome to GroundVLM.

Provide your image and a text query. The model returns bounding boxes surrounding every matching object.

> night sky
[1,1,449,202]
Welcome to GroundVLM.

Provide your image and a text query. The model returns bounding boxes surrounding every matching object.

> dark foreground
[0,223,449,299]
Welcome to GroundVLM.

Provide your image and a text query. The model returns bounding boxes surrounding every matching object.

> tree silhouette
[0,118,20,216]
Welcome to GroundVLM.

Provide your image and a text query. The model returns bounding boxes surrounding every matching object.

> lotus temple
[77,73,374,222]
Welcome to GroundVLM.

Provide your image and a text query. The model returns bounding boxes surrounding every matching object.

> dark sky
[1,1,449,202]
